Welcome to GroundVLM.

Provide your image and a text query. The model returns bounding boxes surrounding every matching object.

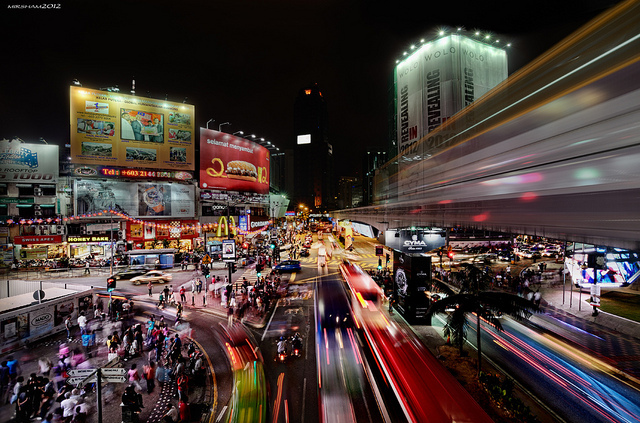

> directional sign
[66,376,95,386]
[68,369,97,378]
[103,375,127,383]
[101,368,126,376]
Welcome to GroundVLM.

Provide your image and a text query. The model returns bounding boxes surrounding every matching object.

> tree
[426,263,537,375]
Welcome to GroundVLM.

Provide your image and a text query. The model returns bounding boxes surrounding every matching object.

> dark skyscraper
[293,83,335,212]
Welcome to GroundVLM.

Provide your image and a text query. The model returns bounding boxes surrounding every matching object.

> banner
[69,86,195,171]
[75,180,195,218]
[395,34,507,159]
[0,139,59,182]
[199,129,270,194]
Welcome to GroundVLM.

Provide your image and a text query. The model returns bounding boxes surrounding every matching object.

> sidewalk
[0,310,210,423]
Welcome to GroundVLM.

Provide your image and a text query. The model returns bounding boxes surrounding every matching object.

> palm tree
[426,263,537,375]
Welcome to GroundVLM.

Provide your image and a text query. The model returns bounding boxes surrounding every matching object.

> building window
[18,186,34,196]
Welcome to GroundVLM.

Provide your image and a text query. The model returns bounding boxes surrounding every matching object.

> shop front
[127,219,199,253]
[67,235,120,262]
[13,235,64,263]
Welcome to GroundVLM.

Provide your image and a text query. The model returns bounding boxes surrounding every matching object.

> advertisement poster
[222,239,236,260]
[75,179,195,218]
[69,86,195,171]
[199,129,270,194]
[0,139,60,182]
[393,252,431,322]
[29,306,54,339]
[395,34,507,159]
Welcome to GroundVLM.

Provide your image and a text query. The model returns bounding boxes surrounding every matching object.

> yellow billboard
[69,86,195,171]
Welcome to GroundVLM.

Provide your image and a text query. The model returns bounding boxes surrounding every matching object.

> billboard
[69,86,195,171]
[0,139,59,182]
[199,129,270,194]
[393,252,432,321]
[396,34,507,158]
[75,179,195,218]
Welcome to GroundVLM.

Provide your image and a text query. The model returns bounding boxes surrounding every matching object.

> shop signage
[0,197,35,204]
[67,235,111,243]
[250,220,270,229]
[14,235,62,245]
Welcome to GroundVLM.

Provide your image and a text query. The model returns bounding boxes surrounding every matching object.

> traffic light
[448,251,454,260]
[256,263,263,273]
[107,277,116,292]
[378,258,382,270]
[375,245,383,256]
[231,263,237,273]
[270,243,276,250]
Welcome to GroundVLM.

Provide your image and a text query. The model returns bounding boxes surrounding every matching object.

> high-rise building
[293,83,335,212]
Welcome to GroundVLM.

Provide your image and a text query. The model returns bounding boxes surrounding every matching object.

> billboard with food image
[199,129,270,194]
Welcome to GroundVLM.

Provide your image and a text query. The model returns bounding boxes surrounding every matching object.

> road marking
[261,300,280,342]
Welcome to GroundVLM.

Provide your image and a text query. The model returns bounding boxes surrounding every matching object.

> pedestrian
[0,361,9,403]
[64,316,72,340]
[84,261,90,275]
[128,364,142,392]
[162,404,178,423]
[179,398,191,422]
[143,361,156,394]
[180,286,186,303]
[77,311,87,335]
[38,357,52,378]
[158,292,165,309]
[148,281,153,297]
[534,290,542,309]
[227,305,234,327]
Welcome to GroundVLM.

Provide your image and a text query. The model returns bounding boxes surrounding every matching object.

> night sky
[0,0,620,177]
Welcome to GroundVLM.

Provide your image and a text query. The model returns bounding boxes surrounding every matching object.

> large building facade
[293,83,335,212]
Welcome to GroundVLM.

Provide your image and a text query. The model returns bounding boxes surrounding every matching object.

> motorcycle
[291,339,302,358]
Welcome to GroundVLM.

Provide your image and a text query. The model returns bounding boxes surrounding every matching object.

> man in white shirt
[77,312,87,335]
[61,392,78,418]
[162,404,178,422]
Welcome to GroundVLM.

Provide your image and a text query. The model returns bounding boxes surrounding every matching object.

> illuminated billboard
[297,134,311,145]
[69,86,195,171]
[74,180,195,218]
[0,139,59,182]
[199,129,270,194]
[396,34,507,157]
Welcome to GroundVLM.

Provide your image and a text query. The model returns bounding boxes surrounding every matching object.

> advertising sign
[75,180,194,218]
[14,235,63,245]
[69,86,195,171]
[393,252,431,321]
[29,306,54,338]
[222,239,236,260]
[0,139,59,182]
[199,129,270,194]
[385,230,445,254]
[73,165,193,181]
[396,34,507,158]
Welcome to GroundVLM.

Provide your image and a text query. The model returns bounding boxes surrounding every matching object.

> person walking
[143,361,156,394]
[179,286,186,303]
[84,261,90,275]
[64,315,73,340]
[147,281,153,297]
[77,311,87,335]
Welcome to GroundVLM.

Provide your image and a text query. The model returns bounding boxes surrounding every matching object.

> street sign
[103,375,127,383]
[202,254,212,264]
[68,369,97,377]
[101,368,126,376]
[66,376,96,386]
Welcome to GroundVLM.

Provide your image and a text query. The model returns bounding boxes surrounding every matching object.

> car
[300,248,310,257]
[112,265,153,280]
[273,260,302,273]
[130,270,173,285]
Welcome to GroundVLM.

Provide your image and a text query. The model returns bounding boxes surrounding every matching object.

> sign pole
[97,368,103,423]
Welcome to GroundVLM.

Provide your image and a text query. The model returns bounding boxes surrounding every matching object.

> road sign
[68,369,96,377]
[101,368,126,376]
[66,376,96,386]
[103,375,127,383]
[202,254,212,264]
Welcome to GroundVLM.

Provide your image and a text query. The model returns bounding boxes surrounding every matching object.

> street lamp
[219,122,231,132]
[233,131,244,136]
[206,119,215,129]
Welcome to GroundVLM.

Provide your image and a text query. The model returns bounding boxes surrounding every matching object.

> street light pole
[219,122,230,132]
